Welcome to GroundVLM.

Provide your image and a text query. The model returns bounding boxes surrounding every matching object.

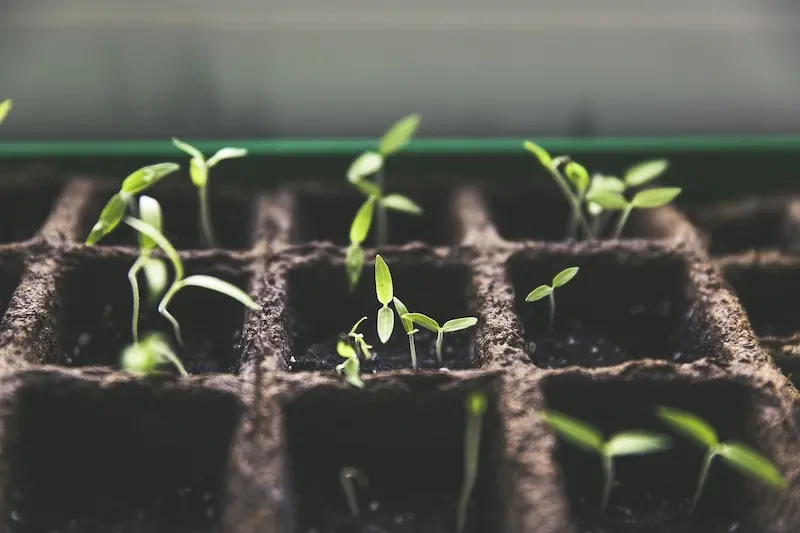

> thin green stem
[691,450,717,511]
[198,185,217,248]
[547,166,593,239]
[158,283,184,347]
[376,168,387,246]
[456,398,485,533]
[128,256,147,343]
[601,454,614,513]
[548,291,556,334]
[613,205,633,239]
[408,332,418,370]
[155,343,189,377]
[436,329,444,364]
[339,467,367,517]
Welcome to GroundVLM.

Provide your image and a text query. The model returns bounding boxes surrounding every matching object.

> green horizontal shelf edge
[2,135,800,158]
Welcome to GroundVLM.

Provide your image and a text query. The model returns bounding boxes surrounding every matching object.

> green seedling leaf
[137,195,163,251]
[121,332,187,377]
[565,162,590,194]
[336,341,364,388]
[347,151,384,183]
[0,99,12,124]
[176,275,259,310]
[605,432,671,457]
[374,254,393,305]
[525,285,553,302]
[337,340,358,359]
[142,257,168,302]
[457,390,488,533]
[189,157,208,188]
[86,193,128,245]
[379,114,421,156]
[402,312,440,333]
[552,267,579,288]
[124,216,184,281]
[350,196,377,244]
[441,317,478,333]
[625,159,668,187]
[349,316,369,336]
[717,443,786,489]
[631,187,681,209]
[121,162,180,194]
[380,194,423,215]
[352,179,381,197]
[346,243,365,291]
[523,140,553,168]
[586,191,628,210]
[589,175,625,194]
[393,297,414,333]
[656,407,718,448]
[540,410,604,454]
[172,137,204,160]
[207,147,247,167]
[377,306,394,344]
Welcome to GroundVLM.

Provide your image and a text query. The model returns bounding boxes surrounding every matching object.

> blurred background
[1,0,799,141]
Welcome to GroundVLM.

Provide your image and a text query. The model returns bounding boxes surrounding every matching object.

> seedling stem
[456,390,488,533]
[376,168,388,246]
[339,466,368,517]
[525,267,579,334]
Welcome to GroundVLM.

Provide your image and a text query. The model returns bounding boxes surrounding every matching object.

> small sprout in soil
[586,186,681,239]
[336,341,364,389]
[121,331,188,377]
[456,390,488,533]
[401,313,478,365]
[172,137,247,248]
[656,406,786,511]
[0,99,12,124]
[347,316,374,360]
[375,254,395,344]
[525,267,579,334]
[339,466,369,517]
[539,409,672,513]
[586,174,625,235]
[346,195,377,291]
[392,296,420,369]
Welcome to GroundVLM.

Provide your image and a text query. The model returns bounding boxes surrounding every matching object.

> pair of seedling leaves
[524,141,681,240]
[541,407,786,514]
[336,255,478,388]
[346,114,423,290]
[86,162,258,376]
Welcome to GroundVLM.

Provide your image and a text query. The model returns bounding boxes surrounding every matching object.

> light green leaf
[605,432,671,457]
[625,160,669,187]
[523,140,553,168]
[0,99,12,124]
[121,162,180,194]
[346,243,365,291]
[356,336,373,360]
[171,137,204,161]
[123,215,184,281]
[339,356,364,388]
[350,196,376,244]
[121,341,158,375]
[377,306,395,344]
[540,410,604,454]
[380,194,423,215]
[393,297,414,334]
[143,332,188,376]
[86,193,128,245]
[718,442,786,489]
[352,179,381,197]
[466,391,488,416]
[588,202,603,216]
[137,195,163,251]
[337,340,358,360]
[552,267,579,288]
[656,407,718,449]
[347,151,384,183]
[565,162,590,193]
[401,312,440,332]
[374,254,393,305]
[585,191,628,210]
[442,317,478,333]
[349,316,369,336]
[589,175,626,195]
[176,275,259,310]
[142,257,169,302]
[525,285,553,302]
[631,187,681,209]
[189,157,208,188]
[207,147,247,167]
[379,114,421,156]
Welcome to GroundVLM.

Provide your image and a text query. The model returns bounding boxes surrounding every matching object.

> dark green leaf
[375,254,393,305]
[565,162,590,193]
[585,191,628,210]
[656,407,718,449]
[441,317,478,333]
[0,99,12,124]
[380,194,423,214]
[631,187,681,209]
[552,267,579,288]
[379,114,420,156]
[523,140,553,168]
[377,306,395,343]
[540,410,604,453]
[346,243,365,291]
[604,432,671,457]
[347,151,384,182]
[401,312,440,332]
[718,442,786,489]
[525,285,553,302]
[350,196,376,244]
[625,160,669,187]
[121,162,180,194]
[86,193,128,245]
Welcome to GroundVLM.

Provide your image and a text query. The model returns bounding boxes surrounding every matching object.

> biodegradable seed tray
[0,169,798,533]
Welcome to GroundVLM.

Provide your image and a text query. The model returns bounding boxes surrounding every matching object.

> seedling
[539,409,671,512]
[374,254,395,343]
[172,138,247,248]
[346,195,376,291]
[456,390,488,533]
[400,313,478,365]
[339,466,369,516]
[656,406,786,511]
[525,267,579,334]
[121,331,188,377]
[392,296,420,369]
[336,341,364,388]
[586,187,681,239]
[347,316,373,360]
[347,114,423,247]
[0,99,12,124]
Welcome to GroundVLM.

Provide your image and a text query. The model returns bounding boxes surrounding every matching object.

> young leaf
[121,341,158,376]
[552,267,579,288]
[137,195,162,251]
[124,216,184,281]
[380,194,423,215]
[717,443,786,489]
[86,193,128,245]
[589,175,625,195]
[656,407,719,448]
[441,317,478,333]
[349,316,369,336]
[121,163,180,194]
[176,275,259,310]
[604,432,671,457]
[142,257,169,301]
[189,157,208,188]
[337,340,358,360]
[0,99,12,124]
[402,312,440,333]
[341,357,364,388]
[374,255,393,306]
[525,285,553,302]
[393,297,414,333]
[540,410,604,454]
[523,140,553,168]
[625,160,668,188]
[207,147,247,168]
[350,196,376,244]
[346,243,365,290]
[631,187,681,209]
[379,114,420,156]
[586,191,628,210]
[172,137,204,161]
[347,151,384,183]
[377,306,395,344]
[352,179,381,197]
[565,162,590,194]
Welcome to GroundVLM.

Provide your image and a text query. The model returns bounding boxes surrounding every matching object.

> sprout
[525,267,579,334]
[400,313,478,365]
[121,332,188,377]
[624,159,669,188]
[392,296,419,370]
[374,254,395,344]
[346,196,376,291]
[456,390,488,533]
[172,138,248,248]
[347,316,373,360]
[0,99,12,124]
[586,187,681,239]
[539,409,671,512]
[656,407,786,511]
[586,174,625,234]
[339,466,369,517]
[336,341,364,389]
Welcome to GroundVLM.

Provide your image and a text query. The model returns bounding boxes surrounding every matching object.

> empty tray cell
[542,373,776,533]
[284,375,504,533]
[81,183,254,250]
[55,252,252,374]
[289,185,458,246]
[507,248,707,368]
[285,253,478,372]
[0,177,63,243]
[0,252,23,326]
[1,376,241,532]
